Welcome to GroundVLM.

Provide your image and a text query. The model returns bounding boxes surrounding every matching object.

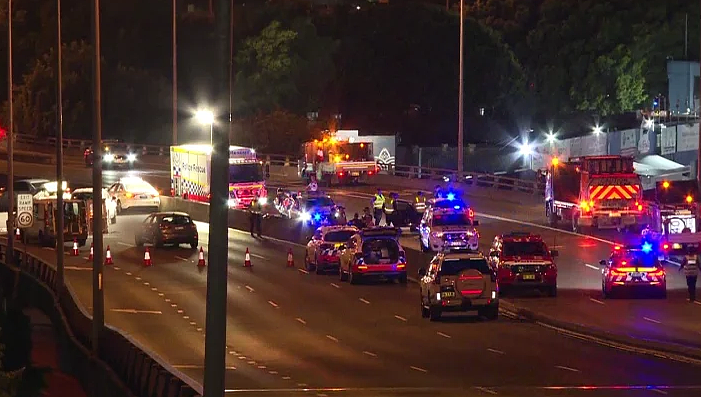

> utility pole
[6,0,14,263]
[172,0,178,145]
[90,0,104,356]
[698,0,701,189]
[56,0,65,294]
[203,0,231,396]
[457,0,464,174]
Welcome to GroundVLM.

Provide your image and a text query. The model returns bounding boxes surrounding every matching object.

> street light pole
[6,0,14,263]
[56,0,65,294]
[457,0,464,175]
[202,0,231,396]
[90,0,104,356]
[172,0,177,145]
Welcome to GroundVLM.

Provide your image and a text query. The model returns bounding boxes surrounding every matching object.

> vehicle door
[140,214,157,242]
[340,235,359,272]
[306,228,323,259]
[423,256,441,299]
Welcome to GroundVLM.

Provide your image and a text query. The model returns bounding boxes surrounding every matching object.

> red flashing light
[662,243,669,250]
[368,170,374,176]
[621,261,627,265]
[637,204,643,211]
[614,245,621,250]
[468,208,474,218]
[338,172,344,177]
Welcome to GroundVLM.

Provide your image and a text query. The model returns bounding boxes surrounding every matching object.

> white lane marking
[135,277,142,281]
[589,298,605,305]
[363,351,377,357]
[110,309,162,314]
[410,366,428,373]
[487,348,504,355]
[268,300,279,308]
[268,370,278,375]
[325,335,339,342]
[196,328,203,332]
[295,318,307,325]
[126,272,132,276]
[394,315,408,322]
[183,316,190,319]
[330,283,341,289]
[644,317,661,324]
[652,389,668,395]
[297,268,309,274]
[171,304,177,307]
[245,285,254,292]
[437,331,451,339]
[113,266,120,270]
[151,287,158,291]
[143,282,150,286]
[585,264,600,270]
[158,293,165,297]
[257,365,267,369]
[175,256,190,262]
[555,365,580,372]
[165,298,171,302]
[282,376,292,380]
[694,301,701,306]
[250,253,266,260]
[65,266,92,271]
[177,310,184,314]
[297,383,307,387]
[117,241,134,247]
[475,386,498,395]
[359,298,370,304]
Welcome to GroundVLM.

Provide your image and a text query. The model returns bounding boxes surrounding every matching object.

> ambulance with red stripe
[545,155,646,232]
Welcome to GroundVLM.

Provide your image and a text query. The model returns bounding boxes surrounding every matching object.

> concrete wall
[668,60,700,114]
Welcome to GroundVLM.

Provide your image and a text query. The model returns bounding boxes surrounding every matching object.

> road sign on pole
[17,194,34,228]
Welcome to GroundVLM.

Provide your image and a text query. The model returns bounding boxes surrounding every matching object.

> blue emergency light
[453,205,461,210]
[313,213,322,222]
[447,193,456,201]
[641,242,653,254]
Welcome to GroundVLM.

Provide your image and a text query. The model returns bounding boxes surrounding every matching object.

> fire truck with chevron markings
[545,155,647,232]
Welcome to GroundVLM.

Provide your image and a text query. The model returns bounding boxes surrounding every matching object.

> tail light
[468,208,474,218]
[610,268,626,276]
[637,204,643,211]
[368,170,374,176]
[614,245,621,251]
[580,201,590,212]
[338,172,344,177]
[648,269,665,277]
[662,243,669,251]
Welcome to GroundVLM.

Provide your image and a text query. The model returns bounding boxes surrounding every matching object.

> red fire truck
[545,155,647,232]
[298,135,377,186]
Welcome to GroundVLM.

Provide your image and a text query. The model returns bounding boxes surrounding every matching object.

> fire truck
[170,145,268,209]
[298,135,377,186]
[545,155,646,232]
[644,180,699,235]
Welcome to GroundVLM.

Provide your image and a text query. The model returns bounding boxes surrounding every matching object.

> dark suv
[135,212,198,248]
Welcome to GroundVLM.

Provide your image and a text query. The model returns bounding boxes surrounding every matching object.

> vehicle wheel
[398,273,408,284]
[481,304,499,320]
[429,307,441,322]
[190,240,198,249]
[420,295,430,318]
[349,271,358,285]
[116,200,123,214]
[547,285,558,297]
[339,265,348,281]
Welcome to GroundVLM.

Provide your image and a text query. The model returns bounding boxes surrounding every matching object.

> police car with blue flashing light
[600,242,667,298]
[419,196,479,252]
[293,192,340,227]
[304,225,359,274]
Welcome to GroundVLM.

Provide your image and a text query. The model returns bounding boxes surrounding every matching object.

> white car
[419,198,479,252]
[71,188,117,224]
[107,177,160,213]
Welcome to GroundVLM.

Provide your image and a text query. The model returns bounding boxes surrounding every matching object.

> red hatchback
[487,232,559,296]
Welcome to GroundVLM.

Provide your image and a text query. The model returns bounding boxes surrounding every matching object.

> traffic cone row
[197,247,206,267]
[143,247,152,267]
[244,248,252,268]
[287,248,294,267]
[71,238,79,256]
[105,245,113,265]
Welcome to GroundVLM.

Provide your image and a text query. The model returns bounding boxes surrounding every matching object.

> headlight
[431,232,443,238]
[227,199,237,207]
[300,212,312,222]
[103,154,114,162]
[127,154,137,162]
[258,197,267,205]
[443,176,450,182]
[334,211,340,218]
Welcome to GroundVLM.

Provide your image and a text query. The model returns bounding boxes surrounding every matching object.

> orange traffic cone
[89,243,94,260]
[244,248,252,267]
[72,238,79,256]
[143,247,152,267]
[15,228,20,241]
[197,247,206,267]
[105,246,113,265]
[287,248,294,267]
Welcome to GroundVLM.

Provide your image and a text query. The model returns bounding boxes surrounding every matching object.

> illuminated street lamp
[517,140,534,169]
[592,125,603,135]
[195,109,215,145]
[546,130,557,144]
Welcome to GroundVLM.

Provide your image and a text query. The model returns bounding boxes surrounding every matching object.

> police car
[418,251,498,321]
[418,197,479,252]
[293,192,339,227]
[600,243,667,298]
[488,232,558,297]
[304,225,359,274]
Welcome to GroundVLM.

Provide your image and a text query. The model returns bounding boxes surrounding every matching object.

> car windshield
[125,182,156,193]
[440,258,491,275]
[229,163,264,183]
[433,213,471,226]
[306,197,334,207]
[72,192,93,201]
[325,230,355,242]
[160,215,192,225]
[502,241,548,256]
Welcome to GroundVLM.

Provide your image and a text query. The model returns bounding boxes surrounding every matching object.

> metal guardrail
[0,242,201,397]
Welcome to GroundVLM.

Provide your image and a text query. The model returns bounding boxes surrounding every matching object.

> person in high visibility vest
[248,193,263,238]
[414,191,427,214]
[680,253,701,302]
[384,193,397,227]
[372,189,385,226]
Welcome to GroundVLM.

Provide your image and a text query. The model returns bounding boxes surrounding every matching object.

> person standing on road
[248,193,263,238]
[680,253,701,302]
[362,207,374,228]
[384,193,397,227]
[372,189,385,226]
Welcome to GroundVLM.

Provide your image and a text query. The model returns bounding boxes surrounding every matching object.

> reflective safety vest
[249,200,262,215]
[384,197,395,213]
[373,194,385,209]
[683,256,700,277]
[415,195,427,212]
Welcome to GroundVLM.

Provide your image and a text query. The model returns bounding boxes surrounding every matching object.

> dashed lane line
[436,332,451,339]
[268,300,279,308]
[475,386,498,395]
[297,268,309,275]
[330,283,341,289]
[410,366,428,373]
[555,365,580,372]
[175,256,190,262]
[295,318,307,325]
[589,298,605,305]
[363,351,377,357]
[394,315,407,322]
[116,241,134,247]
[359,298,370,304]
[585,264,600,270]
[643,317,661,324]
[325,335,339,342]
[245,285,255,292]
[487,348,504,355]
